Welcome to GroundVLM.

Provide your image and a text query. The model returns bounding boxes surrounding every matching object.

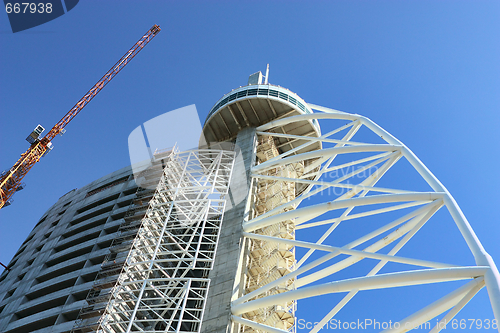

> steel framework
[231,105,500,333]
[75,148,235,333]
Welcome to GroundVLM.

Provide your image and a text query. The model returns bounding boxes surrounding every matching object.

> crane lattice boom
[0,24,161,209]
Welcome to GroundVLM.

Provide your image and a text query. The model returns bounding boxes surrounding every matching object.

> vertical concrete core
[201,127,257,333]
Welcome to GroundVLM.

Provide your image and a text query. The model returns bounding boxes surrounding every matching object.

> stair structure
[242,136,302,332]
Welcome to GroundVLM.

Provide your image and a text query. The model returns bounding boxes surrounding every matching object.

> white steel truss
[95,148,235,333]
[231,106,500,333]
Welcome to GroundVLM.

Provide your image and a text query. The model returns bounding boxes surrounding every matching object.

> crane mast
[0,24,161,210]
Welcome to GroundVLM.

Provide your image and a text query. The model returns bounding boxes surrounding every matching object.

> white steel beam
[232,267,488,315]
[383,278,485,333]
[243,232,455,269]
[244,192,444,232]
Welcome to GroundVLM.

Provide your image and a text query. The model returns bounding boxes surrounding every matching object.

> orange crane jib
[0,24,161,210]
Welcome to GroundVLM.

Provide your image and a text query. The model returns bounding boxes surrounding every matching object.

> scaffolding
[72,148,235,333]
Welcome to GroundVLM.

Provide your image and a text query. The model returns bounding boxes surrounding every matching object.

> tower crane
[0,24,161,209]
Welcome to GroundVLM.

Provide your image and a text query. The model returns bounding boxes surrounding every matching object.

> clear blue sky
[1,1,499,331]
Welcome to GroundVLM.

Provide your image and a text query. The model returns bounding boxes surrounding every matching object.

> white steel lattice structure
[83,148,236,332]
[228,105,500,333]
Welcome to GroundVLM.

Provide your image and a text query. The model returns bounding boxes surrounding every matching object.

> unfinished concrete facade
[0,165,150,333]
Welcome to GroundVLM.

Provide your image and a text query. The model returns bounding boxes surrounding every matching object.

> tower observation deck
[0,71,498,333]
[203,81,321,144]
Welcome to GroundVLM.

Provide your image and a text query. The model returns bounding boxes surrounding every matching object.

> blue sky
[1,1,499,331]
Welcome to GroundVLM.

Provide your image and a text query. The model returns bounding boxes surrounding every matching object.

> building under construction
[1,72,499,333]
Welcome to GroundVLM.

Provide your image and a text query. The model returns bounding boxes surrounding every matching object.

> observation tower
[0,71,498,333]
